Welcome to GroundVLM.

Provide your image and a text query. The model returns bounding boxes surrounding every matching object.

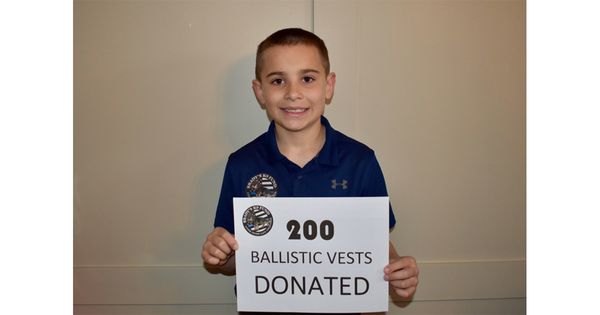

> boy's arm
[202,227,238,275]
[384,241,419,300]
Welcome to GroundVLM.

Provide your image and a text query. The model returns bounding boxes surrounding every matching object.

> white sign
[233,197,389,313]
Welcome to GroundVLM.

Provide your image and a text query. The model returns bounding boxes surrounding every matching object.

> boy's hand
[202,227,239,266]
[384,255,419,300]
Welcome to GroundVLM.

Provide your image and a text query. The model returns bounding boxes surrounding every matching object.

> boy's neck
[274,122,326,168]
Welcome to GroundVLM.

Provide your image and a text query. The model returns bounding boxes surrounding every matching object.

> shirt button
[297,175,303,180]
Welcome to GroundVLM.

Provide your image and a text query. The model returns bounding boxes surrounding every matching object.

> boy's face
[252,44,336,135]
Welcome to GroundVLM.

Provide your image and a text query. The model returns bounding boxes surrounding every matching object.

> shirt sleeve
[213,157,236,234]
[362,153,397,229]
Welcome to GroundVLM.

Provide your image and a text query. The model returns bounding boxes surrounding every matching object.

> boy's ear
[252,79,266,109]
[325,72,336,105]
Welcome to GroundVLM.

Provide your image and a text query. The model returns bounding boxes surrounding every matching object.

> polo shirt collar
[265,116,339,166]
[316,116,339,166]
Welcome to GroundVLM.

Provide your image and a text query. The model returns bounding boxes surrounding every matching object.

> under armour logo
[331,179,348,190]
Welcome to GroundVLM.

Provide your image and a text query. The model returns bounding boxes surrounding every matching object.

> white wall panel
[316,0,525,311]
[316,0,525,261]
[74,0,312,266]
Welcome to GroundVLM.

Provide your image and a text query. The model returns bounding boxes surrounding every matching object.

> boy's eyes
[302,76,316,83]
[270,78,284,86]
[270,76,316,86]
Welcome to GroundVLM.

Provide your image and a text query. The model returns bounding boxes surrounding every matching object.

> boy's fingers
[211,238,231,256]
[204,256,220,265]
[393,286,417,299]
[201,245,221,265]
[389,277,419,290]
[211,227,239,251]
[211,243,230,260]
[202,227,238,266]
[221,230,239,251]
[202,243,232,265]
[213,236,238,256]
[385,267,418,281]
[384,256,418,277]
[390,256,417,269]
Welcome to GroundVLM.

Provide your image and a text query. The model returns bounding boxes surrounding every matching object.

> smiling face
[252,44,336,137]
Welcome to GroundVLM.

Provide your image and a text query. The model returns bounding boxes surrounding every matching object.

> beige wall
[74,0,525,314]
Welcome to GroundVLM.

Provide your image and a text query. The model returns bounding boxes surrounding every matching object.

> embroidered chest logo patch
[331,179,348,190]
[246,173,278,197]
[242,205,273,236]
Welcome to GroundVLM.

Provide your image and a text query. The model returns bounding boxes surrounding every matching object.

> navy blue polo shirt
[214,116,396,233]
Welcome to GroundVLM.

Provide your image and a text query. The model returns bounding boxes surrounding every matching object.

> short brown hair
[255,28,330,80]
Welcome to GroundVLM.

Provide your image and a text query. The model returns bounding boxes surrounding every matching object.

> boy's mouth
[283,108,308,113]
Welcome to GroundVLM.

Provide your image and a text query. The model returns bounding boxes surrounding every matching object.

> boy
[202,28,419,310]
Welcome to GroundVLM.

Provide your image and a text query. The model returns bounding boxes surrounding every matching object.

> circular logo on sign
[246,173,278,197]
[242,205,273,236]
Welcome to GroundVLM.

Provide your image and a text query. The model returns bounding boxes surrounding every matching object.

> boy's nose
[285,81,303,101]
